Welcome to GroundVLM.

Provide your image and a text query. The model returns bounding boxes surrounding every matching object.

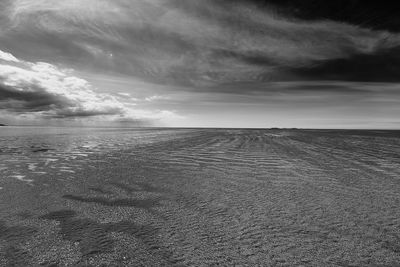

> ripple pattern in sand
[1,129,400,266]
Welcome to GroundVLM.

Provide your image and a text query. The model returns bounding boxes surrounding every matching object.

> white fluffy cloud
[0,50,20,62]
[0,50,181,124]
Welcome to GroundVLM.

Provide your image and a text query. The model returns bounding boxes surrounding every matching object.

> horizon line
[1,125,400,131]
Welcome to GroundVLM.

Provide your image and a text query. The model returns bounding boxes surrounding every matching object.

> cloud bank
[0,50,180,124]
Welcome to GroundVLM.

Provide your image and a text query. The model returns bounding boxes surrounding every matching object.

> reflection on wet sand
[0,127,191,188]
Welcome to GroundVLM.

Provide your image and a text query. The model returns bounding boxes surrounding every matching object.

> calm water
[0,126,190,185]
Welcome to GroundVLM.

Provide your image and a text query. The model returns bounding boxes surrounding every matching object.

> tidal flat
[1,128,400,266]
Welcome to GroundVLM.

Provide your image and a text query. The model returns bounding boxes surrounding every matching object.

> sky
[0,0,399,128]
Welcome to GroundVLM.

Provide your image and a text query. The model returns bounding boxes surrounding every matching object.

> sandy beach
[1,129,400,266]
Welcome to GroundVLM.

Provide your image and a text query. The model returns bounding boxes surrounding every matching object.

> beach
[1,128,400,266]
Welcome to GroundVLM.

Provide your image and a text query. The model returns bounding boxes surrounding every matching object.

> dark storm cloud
[235,0,400,32]
[0,83,70,112]
[290,46,400,82]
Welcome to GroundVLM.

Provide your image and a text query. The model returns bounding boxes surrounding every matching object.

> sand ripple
[1,129,400,266]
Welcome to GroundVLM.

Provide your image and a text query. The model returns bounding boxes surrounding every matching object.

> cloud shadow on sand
[62,181,166,210]
[62,194,161,209]
[0,221,37,266]
[39,210,182,265]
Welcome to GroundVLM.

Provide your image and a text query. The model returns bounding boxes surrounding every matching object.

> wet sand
[1,129,400,266]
